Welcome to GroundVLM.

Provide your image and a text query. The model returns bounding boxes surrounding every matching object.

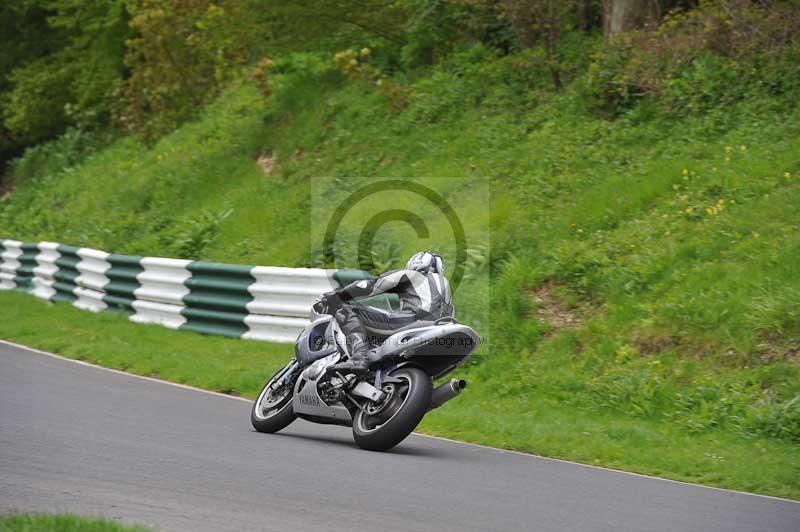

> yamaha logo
[298,393,321,407]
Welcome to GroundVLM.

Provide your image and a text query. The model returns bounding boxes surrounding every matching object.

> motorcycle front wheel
[251,361,298,433]
[352,367,432,451]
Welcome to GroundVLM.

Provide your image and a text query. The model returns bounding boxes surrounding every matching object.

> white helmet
[406,251,444,273]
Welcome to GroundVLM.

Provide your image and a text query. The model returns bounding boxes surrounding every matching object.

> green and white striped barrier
[0,239,370,343]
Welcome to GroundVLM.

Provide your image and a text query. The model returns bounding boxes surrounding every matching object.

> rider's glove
[315,290,342,313]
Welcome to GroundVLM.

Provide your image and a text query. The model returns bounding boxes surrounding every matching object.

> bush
[3,58,75,144]
[9,128,113,185]
[1,0,127,145]
[119,0,261,141]
[584,0,800,116]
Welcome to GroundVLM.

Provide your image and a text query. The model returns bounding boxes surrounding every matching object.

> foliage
[9,127,114,186]
[261,0,410,49]
[170,207,233,259]
[0,0,127,159]
[249,57,276,99]
[501,0,582,89]
[0,3,60,164]
[118,0,262,140]
[584,0,800,114]
[334,48,410,111]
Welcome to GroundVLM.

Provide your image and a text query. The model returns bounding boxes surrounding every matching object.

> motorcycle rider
[321,251,453,374]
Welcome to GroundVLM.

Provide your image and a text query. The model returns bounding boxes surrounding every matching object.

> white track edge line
[0,339,252,403]
[2,338,797,505]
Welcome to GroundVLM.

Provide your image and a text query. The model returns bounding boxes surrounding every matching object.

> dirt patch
[256,150,277,176]
[787,344,800,364]
[756,335,800,364]
[531,281,585,332]
[632,328,677,356]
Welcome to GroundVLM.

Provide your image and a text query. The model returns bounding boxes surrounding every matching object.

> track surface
[1,342,798,532]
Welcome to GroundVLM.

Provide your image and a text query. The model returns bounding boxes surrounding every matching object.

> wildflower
[685,207,693,214]
[785,172,792,180]
[725,146,733,153]
[682,168,689,176]
[673,184,680,190]
[739,145,747,152]
[754,232,760,238]
[360,47,371,58]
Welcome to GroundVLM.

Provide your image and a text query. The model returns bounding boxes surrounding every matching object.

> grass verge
[0,513,151,531]
[2,290,798,500]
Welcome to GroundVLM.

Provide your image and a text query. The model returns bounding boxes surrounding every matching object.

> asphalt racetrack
[1,341,798,531]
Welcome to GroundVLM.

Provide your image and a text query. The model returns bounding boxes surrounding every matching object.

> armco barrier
[0,238,371,344]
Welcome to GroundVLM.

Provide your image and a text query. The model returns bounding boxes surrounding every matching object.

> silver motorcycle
[251,296,480,451]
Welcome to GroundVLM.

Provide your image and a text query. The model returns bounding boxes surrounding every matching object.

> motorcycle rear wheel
[352,367,432,451]
[251,362,297,433]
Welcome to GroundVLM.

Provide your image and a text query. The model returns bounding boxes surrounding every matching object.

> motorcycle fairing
[371,322,480,361]
[369,322,480,379]
[293,352,353,425]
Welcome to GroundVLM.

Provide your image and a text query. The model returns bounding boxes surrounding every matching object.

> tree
[0,2,63,170]
[0,0,127,177]
[258,0,409,50]
[502,0,576,90]
[602,0,659,38]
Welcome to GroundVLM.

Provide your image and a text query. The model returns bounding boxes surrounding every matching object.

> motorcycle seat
[352,305,438,337]
[363,319,437,337]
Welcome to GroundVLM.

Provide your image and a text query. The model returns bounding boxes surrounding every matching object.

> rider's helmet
[406,251,444,273]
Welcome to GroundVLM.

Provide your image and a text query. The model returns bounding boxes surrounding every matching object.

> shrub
[119,0,260,141]
[584,0,800,115]
[1,0,127,145]
[3,58,75,145]
[334,48,411,111]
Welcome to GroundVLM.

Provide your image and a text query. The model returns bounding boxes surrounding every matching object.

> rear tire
[251,363,297,434]
[352,367,432,451]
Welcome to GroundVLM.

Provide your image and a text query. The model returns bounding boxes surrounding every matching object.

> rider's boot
[329,332,370,375]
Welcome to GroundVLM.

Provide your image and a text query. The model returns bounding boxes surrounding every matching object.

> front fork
[276,360,300,389]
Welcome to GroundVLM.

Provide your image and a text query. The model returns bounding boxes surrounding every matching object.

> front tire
[352,367,432,451]
[251,362,297,433]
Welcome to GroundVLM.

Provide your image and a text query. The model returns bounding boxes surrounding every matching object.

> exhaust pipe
[428,379,467,411]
